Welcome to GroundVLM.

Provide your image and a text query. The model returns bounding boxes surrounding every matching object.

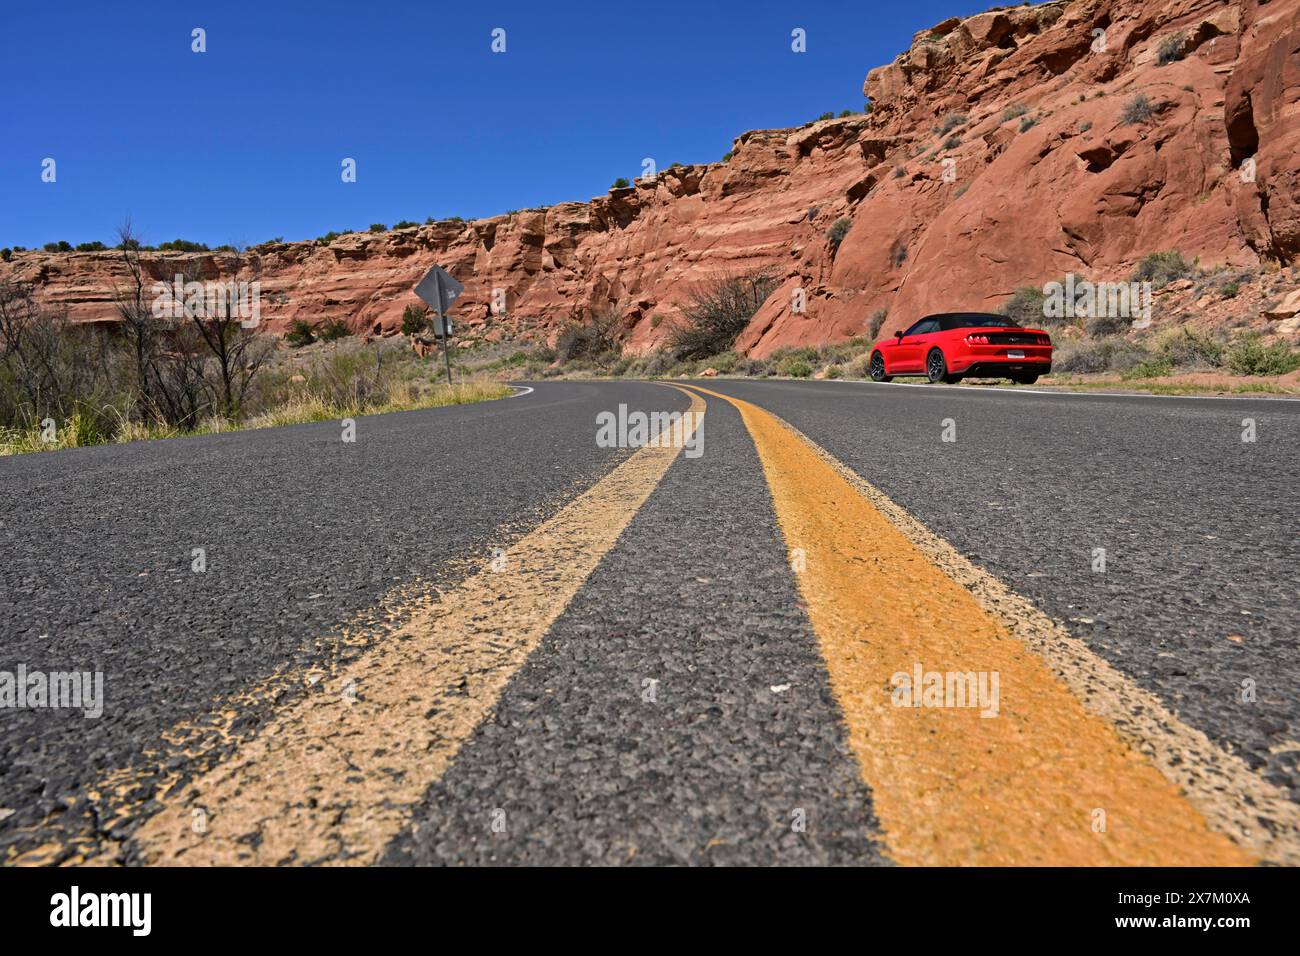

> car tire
[869,351,892,382]
[1012,373,1039,385]
[926,348,957,384]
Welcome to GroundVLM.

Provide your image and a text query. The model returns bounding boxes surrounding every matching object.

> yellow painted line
[682,384,1253,866]
[98,389,705,866]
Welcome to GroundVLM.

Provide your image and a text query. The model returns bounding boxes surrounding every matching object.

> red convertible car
[868,312,1052,384]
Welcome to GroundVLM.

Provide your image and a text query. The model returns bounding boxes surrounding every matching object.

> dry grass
[0,378,510,456]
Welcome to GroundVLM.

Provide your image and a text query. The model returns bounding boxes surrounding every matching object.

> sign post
[413,266,464,386]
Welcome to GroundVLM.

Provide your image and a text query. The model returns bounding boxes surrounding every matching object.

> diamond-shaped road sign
[414,265,464,319]
[413,265,463,382]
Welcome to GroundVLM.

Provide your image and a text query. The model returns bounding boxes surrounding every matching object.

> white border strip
[818,377,1300,403]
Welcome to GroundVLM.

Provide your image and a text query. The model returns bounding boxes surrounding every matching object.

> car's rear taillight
[1038,334,1051,346]
[966,334,989,345]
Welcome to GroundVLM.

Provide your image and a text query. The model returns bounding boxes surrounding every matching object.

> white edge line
[809,377,1300,403]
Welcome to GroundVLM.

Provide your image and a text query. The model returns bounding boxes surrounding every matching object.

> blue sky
[1,0,1018,249]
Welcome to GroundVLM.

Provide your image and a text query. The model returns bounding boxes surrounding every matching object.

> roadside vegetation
[462,251,1299,396]
[0,243,509,457]
[999,254,1300,389]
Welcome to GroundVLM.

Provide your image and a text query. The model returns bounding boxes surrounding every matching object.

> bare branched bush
[554,308,621,364]
[112,223,272,425]
[667,268,778,360]
[0,279,131,434]
[113,220,210,426]
[179,248,273,418]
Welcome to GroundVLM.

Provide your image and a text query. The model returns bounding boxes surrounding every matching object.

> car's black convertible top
[925,312,1021,331]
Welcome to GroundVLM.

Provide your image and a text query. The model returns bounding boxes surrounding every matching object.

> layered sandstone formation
[4,0,1297,357]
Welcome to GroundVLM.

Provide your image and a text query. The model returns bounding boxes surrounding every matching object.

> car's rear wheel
[1012,373,1039,385]
[926,348,959,384]
[869,351,891,382]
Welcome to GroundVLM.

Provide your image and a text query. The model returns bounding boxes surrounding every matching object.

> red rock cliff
[4,0,1296,357]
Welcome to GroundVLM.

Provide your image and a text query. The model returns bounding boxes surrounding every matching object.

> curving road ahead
[1,379,1296,866]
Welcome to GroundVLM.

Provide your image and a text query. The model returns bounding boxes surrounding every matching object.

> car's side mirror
[894,330,905,341]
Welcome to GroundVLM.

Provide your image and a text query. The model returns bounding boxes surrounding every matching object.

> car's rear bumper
[955,359,1053,377]
[950,344,1052,373]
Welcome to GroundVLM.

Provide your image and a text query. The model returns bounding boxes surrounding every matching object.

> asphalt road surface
[1,379,1296,866]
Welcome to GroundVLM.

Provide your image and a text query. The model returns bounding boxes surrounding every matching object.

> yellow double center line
[681,384,1258,866]
[31,382,1292,867]
[100,391,706,866]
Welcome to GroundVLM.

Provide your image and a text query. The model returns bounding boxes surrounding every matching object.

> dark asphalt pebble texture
[0,382,681,860]
[383,394,888,866]
[694,379,1300,801]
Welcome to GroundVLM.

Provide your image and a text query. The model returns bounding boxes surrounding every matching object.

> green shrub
[936,112,968,135]
[285,319,316,348]
[667,268,778,360]
[637,349,674,377]
[867,308,888,340]
[1158,327,1225,368]
[0,249,11,262]
[1018,116,1038,133]
[649,313,663,329]
[1123,357,1175,379]
[158,239,209,252]
[1053,337,1151,373]
[708,351,740,374]
[1079,120,1093,132]
[784,359,812,378]
[1001,286,1048,326]
[827,217,853,250]
[721,151,734,162]
[43,241,72,252]
[1225,335,1300,376]
[1131,251,1194,288]
[401,304,429,335]
[817,111,836,121]
[1002,103,1029,122]
[317,231,343,245]
[893,166,906,178]
[74,241,106,252]
[317,318,350,341]
[1122,93,1156,125]
[824,364,843,379]
[942,135,962,150]
[392,220,419,230]
[839,109,854,118]
[611,177,630,189]
[1218,281,1240,299]
[1156,33,1186,67]
[368,223,387,233]
[1085,313,1131,337]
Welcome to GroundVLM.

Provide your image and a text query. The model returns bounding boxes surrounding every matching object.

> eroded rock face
[4,0,1296,357]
